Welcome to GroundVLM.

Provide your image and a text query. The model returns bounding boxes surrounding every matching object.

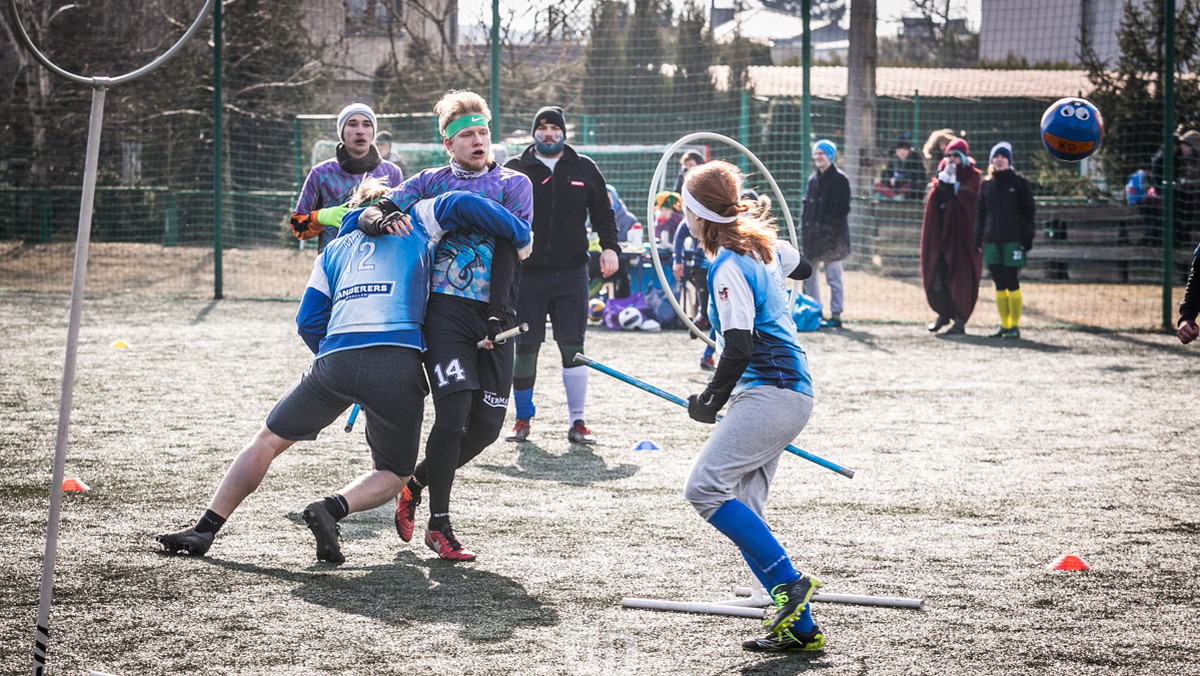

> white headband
[681,185,738,224]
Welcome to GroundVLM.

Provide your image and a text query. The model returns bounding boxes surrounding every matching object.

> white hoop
[5,0,216,88]
[645,133,800,348]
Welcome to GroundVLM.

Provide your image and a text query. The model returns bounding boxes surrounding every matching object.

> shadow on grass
[934,332,1070,353]
[477,442,639,486]
[198,549,558,641]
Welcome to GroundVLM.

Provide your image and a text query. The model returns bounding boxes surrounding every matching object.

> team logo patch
[482,391,508,409]
[718,286,730,301]
[570,180,584,187]
[336,282,394,302]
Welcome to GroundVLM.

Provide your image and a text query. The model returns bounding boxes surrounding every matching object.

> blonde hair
[683,160,778,262]
[348,177,394,208]
[434,90,491,138]
[922,128,957,160]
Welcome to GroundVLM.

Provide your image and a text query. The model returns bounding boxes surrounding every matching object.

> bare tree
[844,0,877,194]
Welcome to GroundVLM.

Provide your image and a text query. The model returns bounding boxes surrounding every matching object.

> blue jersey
[389,165,533,303]
[707,242,813,397]
[296,191,532,358]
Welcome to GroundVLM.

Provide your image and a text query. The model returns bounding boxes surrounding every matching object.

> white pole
[735,586,925,610]
[621,597,768,619]
[32,85,107,676]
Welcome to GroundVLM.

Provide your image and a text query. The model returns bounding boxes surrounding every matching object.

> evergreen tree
[1081,0,1200,189]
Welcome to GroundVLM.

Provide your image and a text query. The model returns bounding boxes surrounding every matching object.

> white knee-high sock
[562,365,588,423]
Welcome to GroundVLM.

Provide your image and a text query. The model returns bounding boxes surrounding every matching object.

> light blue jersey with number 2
[296,191,532,358]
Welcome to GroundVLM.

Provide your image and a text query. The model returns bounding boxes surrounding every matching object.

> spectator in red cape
[920,137,982,336]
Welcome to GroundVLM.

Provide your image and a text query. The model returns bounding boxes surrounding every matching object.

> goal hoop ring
[645,133,800,348]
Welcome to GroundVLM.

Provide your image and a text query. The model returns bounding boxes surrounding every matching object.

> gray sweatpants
[803,260,845,315]
[684,386,815,520]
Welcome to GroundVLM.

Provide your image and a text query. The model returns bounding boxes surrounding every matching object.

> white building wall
[980,0,1128,67]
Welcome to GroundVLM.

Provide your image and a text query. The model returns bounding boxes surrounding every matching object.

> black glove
[485,316,504,344]
[687,390,721,424]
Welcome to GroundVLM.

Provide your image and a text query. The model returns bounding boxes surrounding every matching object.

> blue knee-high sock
[708,500,799,589]
[739,537,816,633]
[513,388,535,421]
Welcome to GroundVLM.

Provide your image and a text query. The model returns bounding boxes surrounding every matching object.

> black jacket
[800,163,852,262]
[506,144,619,270]
[974,168,1036,251]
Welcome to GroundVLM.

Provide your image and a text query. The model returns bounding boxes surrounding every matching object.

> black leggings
[413,390,503,521]
[989,264,1021,292]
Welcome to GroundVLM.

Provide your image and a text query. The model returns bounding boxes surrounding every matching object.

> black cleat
[156,527,214,557]
[302,500,345,563]
[742,624,825,652]
[765,575,822,635]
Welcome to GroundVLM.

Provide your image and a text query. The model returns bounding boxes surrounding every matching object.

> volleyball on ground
[618,306,644,330]
[588,298,606,323]
[1039,97,1104,162]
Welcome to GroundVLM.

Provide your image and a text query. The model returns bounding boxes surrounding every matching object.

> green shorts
[983,242,1026,267]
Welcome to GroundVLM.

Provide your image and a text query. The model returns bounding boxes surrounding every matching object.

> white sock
[562,365,588,423]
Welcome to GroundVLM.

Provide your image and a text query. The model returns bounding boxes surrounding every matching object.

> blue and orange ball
[1040,97,1104,162]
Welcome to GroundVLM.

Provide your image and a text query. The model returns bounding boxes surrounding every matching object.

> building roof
[715,66,1097,99]
[713,7,834,45]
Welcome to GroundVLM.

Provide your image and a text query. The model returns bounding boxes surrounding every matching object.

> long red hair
[683,160,777,262]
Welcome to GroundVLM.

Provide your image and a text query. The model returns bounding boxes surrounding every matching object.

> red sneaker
[394,485,421,542]
[424,524,477,562]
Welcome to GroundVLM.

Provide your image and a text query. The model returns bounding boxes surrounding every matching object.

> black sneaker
[156,527,214,556]
[506,418,531,442]
[742,624,825,652]
[1003,327,1021,339]
[988,328,1006,338]
[765,574,822,635]
[302,500,345,563]
[568,420,596,444]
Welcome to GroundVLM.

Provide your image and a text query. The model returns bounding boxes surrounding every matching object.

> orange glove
[290,212,325,241]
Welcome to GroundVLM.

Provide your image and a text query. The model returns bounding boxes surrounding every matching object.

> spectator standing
[1177,241,1200,344]
[504,106,620,445]
[290,103,403,250]
[921,138,982,336]
[800,140,852,329]
[974,142,1036,339]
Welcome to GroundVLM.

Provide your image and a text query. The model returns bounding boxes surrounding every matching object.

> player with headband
[359,90,533,562]
[679,160,829,652]
[156,186,530,563]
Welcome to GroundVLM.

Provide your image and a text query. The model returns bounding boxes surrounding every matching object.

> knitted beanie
[531,106,567,137]
[812,139,837,163]
[337,103,377,143]
[989,141,1013,165]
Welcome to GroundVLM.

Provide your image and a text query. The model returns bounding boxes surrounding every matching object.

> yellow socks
[995,290,1011,330]
[1009,289,1023,329]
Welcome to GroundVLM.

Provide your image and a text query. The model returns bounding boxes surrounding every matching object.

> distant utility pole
[845,0,877,196]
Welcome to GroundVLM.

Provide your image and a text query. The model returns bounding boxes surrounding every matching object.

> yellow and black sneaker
[742,624,825,652]
[765,574,822,635]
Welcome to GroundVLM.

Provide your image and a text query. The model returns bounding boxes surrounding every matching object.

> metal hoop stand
[643,133,801,347]
[6,2,216,673]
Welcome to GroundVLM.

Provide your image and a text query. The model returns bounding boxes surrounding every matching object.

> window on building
[345,0,404,36]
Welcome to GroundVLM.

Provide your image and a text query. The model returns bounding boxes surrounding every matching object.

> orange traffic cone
[62,478,91,492]
[1048,553,1090,571]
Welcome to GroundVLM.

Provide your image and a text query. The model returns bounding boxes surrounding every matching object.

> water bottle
[628,222,643,249]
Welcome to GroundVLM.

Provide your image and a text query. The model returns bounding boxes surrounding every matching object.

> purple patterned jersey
[389,164,532,303]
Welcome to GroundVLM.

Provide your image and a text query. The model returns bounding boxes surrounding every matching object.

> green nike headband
[444,114,489,140]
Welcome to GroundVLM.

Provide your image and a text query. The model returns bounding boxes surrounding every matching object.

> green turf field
[1,292,1197,675]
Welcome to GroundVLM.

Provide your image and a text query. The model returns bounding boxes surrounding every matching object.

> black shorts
[423,293,514,427]
[514,265,589,346]
[266,346,427,477]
